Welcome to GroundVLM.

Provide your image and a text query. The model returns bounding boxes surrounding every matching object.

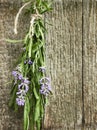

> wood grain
[44,0,82,129]
[1,0,97,130]
[0,1,29,130]
[83,0,97,129]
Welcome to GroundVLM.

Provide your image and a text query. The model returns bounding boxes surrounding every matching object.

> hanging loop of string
[14,1,31,34]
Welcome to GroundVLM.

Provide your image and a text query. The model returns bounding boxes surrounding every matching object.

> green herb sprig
[9,0,52,130]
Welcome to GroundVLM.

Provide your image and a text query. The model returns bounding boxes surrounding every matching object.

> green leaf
[5,39,24,43]
[24,33,29,44]
[40,1,52,14]
[40,101,44,118]
[32,62,35,73]
[33,87,39,100]
[32,41,44,53]
[34,100,40,121]
[36,120,41,130]
[28,38,33,58]
[9,85,17,108]
[38,24,44,40]
[24,97,30,130]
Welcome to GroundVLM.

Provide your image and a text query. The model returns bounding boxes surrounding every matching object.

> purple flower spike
[40,84,52,96]
[40,89,49,96]
[18,83,29,92]
[28,59,33,65]
[18,74,23,80]
[24,79,30,84]
[16,97,25,106]
[12,71,17,77]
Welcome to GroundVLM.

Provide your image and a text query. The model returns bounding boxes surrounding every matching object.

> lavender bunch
[9,0,52,130]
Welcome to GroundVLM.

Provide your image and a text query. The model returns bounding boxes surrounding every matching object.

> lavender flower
[24,58,33,65]
[18,83,29,92]
[12,69,30,106]
[40,84,52,96]
[12,71,23,81]
[16,97,25,106]
[39,77,52,96]
[12,71,17,77]
[12,71,19,85]
[28,59,33,65]
[12,69,30,86]
[23,79,30,84]
[16,80,29,106]
[39,66,46,73]
[18,74,23,80]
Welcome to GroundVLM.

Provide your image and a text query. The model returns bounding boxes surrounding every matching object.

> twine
[14,1,31,34]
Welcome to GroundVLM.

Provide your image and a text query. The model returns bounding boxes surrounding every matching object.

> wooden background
[0,0,97,130]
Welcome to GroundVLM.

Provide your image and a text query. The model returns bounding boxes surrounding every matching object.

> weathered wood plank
[0,2,29,130]
[44,0,82,129]
[2,0,97,130]
[83,0,97,129]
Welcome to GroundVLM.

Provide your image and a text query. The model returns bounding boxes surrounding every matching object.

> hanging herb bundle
[9,0,52,130]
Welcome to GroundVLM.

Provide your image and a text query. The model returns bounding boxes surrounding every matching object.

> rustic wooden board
[83,0,97,129]
[44,0,83,129]
[0,2,29,130]
[1,0,97,130]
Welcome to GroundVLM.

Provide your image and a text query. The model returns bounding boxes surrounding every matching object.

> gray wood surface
[1,0,97,130]
[44,0,82,130]
[0,1,28,130]
[83,0,97,129]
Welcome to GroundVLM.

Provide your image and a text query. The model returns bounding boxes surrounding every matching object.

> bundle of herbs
[9,0,52,130]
